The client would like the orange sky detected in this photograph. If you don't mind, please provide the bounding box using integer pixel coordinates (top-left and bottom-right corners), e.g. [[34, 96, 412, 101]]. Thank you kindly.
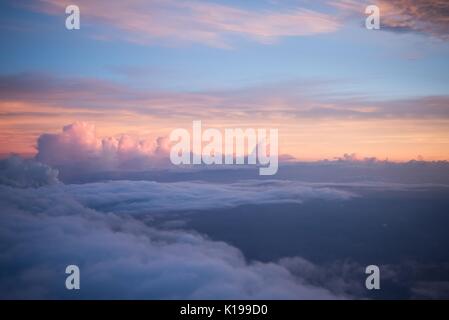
[[2, 99, 449, 161], [1, 0, 449, 162]]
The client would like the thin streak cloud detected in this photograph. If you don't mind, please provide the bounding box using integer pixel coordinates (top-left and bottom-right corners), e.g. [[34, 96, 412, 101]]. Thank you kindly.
[[22, 0, 341, 48]]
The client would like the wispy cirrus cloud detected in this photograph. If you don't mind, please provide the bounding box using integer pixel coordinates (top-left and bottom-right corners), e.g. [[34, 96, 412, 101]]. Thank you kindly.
[[379, 0, 449, 39], [2, 73, 449, 121], [332, 0, 449, 39], [14, 0, 449, 46], [2, 73, 449, 161], [21, 0, 341, 48]]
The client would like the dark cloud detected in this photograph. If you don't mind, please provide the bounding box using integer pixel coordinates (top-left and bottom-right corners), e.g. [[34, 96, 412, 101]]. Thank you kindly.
[[0, 155, 59, 188], [380, 0, 449, 40], [293, 95, 449, 120], [2, 157, 449, 298], [0, 161, 348, 299], [55, 158, 449, 186], [279, 257, 367, 297], [62, 179, 353, 214], [36, 122, 171, 171], [0, 73, 224, 119], [32, 123, 449, 186]]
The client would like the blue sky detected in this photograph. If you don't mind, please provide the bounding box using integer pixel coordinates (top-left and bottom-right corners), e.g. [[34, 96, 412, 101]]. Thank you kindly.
[[1, 0, 448, 96]]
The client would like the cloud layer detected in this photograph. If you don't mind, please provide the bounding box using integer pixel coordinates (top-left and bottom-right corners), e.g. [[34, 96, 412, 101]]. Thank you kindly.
[[36, 122, 170, 170], [2, 157, 448, 299], [24, 0, 340, 48], [0, 156, 354, 213], [0, 155, 59, 188], [0, 158, 352, 299]]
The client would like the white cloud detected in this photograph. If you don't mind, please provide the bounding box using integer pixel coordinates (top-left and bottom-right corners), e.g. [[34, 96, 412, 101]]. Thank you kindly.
[[36, 122, 170, 171]]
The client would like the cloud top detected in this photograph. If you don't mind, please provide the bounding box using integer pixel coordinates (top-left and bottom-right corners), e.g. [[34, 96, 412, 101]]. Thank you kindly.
[[0, 162, 348, 299], [0, 156, 59, 188], [36, 122, 170, 171]]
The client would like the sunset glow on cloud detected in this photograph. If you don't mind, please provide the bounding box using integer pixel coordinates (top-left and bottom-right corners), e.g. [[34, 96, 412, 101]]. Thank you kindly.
[[2, 0, 449, 302], [1, 0, 448, 162], [25, 0, 341, 48]]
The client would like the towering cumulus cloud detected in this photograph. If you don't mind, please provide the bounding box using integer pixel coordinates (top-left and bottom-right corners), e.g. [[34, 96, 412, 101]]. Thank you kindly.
[[0, 156, 59, 188], [36, 122, 170, 171], [25, 0, 341, 48]]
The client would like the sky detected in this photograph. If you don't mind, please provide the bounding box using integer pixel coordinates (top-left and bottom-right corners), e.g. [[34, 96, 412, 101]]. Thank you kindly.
[[1, 1, 449, 300], [1, 0, 449, 161], [2, 153, 449, 299]]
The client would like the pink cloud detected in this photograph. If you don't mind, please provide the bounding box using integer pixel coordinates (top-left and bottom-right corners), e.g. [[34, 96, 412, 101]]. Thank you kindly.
[[36, 122, 170, 170], [29, 0, 341, 47], [331, 0, 449, 39]]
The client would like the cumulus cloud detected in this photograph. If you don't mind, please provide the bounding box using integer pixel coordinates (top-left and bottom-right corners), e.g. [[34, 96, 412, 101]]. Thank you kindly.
[[379, 0, 449, 39], [2, 158, 448, 299], [412, 281, 449, 299], [0, 156, 59, 188], [0, 157, 359, 299], [0, 171, 348, 299], [36, 122, 171, 171], [34, 122, 292, 174], [279, 257, 366, 297]]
